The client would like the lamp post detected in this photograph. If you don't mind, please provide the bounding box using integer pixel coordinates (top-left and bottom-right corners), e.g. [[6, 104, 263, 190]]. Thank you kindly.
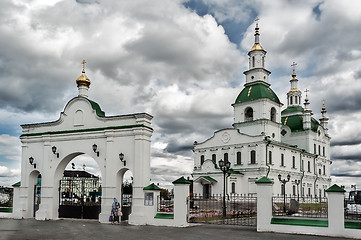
[[278, 174, 290, 213], [295, 179, 301, 201], [218, 159, 231, 219]]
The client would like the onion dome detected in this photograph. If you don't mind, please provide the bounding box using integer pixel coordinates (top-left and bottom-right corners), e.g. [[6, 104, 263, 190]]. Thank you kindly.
[[76, 60, 91, 87]]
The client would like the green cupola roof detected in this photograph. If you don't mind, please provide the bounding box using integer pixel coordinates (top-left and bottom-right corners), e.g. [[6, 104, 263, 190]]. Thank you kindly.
[[235, 83, 281, 104], [281, 115, 320, 133]]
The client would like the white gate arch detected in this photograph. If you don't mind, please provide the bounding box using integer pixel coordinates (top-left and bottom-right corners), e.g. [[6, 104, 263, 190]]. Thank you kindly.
[[16, 64, 153, 224]]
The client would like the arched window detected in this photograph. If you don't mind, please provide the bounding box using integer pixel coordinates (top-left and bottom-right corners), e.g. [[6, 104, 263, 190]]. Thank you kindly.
[[323, 165, 326, 175], [318, 145, 321, 155], [290, 96, 293, 105], [295, 96, 298, 104], [224, 153, 228, 162], [281, 153, 284, 166], [231, 182, 236, 194], [293, 185, 296, 196], [262, 56, 265, 67], [270, 108, 276, 122], [236, 152, 242, 165], [245, 107, 253, 121], [292, 156, 296, 168], [250, 150, 256, 164], [323, 147, 325, 156], [252, 56, 255, 67], [212, 154, 216, 162], [200, 155, 205, 165]]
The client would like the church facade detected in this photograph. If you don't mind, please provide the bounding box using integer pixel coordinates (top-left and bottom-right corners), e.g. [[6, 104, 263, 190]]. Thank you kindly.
[[192, 23, 331, 197]]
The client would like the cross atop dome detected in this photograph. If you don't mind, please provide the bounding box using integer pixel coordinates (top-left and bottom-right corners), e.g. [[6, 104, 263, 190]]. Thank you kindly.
[[76, 59, 91, 97], [291, 62, 297, 78]]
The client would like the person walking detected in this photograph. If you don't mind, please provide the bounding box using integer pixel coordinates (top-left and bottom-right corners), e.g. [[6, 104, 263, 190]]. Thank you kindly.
[[111, 198, 121, 224]]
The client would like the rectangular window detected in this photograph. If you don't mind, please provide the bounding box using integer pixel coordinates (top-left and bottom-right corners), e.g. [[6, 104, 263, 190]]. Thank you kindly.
[[231, 182, 236, 194], [281, 153, 284, 166], [308, 161, 311, 172], [200, 155, 205, 165], [318, 145, 321, 155], [308, 188, 311, 197], [314, 144, 316, 154], [292, 156, 296, 168], [144, 192, 154, 206], [323, 147, 325, 156], [301, 160, 304, 171], [250, 150, 256, 164], [236, 152, 242, 165], [224, 153, 228, 162], [302, 187, 305, 196], [212, 154, 216, 162], [323, 165, 326, 175], [293, 185, 296, 196], [269, 151, 272, 164]]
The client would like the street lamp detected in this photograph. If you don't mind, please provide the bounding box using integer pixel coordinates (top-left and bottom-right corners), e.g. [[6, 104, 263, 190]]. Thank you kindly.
[[29, 157, 36, 168], [119, 153, 126, 166], [219, 159, 231, 219], [92, 144, 99, 157], [278, 174, 290, 213], [295, 179, 301, 201]]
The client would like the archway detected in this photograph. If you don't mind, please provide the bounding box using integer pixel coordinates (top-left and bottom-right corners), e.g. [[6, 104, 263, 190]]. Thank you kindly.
[[116, 169, 133, 221], [57, 154, 102, 219]]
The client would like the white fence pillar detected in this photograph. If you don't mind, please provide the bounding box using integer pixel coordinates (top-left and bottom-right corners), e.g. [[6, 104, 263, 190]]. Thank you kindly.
[[326, 184, 346, 235], [173, 177, 191, 227], [256, 176, 274, 232]]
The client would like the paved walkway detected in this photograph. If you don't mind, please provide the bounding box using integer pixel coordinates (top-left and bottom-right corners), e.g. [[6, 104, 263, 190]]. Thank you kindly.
[[0, 218, 353, 240]]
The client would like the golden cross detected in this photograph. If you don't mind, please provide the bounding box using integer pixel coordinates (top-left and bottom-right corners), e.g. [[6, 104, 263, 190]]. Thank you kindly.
[[291, 62, 297, 74], [82, 59, 86, 73], [255, 17, 260, 26], [304, 89, 309, 99]]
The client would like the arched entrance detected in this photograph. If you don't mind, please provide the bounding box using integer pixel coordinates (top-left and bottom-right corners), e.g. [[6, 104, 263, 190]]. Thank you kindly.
[[17, 66, 153, 223], [117, 169, 133, 221], [58, 155, 102, 219]]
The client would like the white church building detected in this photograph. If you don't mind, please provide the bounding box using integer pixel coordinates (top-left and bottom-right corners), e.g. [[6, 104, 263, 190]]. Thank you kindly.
[[192, 23, 331, 197]]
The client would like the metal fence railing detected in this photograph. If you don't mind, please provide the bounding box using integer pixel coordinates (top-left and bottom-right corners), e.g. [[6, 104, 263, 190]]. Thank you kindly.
[[272, 195, 328, 218], [157, 195, 174, 213], [345, 198, 361, 221], [187, 194, 257, 226]]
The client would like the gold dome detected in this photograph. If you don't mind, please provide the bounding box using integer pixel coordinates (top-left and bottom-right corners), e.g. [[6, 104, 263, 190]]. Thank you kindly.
[[250, 43, 264, 51], [76, 60, 91, 87]]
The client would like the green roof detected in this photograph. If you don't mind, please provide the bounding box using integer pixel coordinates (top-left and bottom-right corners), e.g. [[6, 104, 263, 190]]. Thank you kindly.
[[227, 169, 243, 175], [172, 176, 191, 185], [281, 115, 320, 133], [255, 177, 273, 184], [281, 106, 304, 115], [143, 183, 162, 190], [12, 182, 21, 187], [325, 184, 346, 193], [83, 97, 105, 117], [235, 83, 280, 104], [195, 176, 218, 183]]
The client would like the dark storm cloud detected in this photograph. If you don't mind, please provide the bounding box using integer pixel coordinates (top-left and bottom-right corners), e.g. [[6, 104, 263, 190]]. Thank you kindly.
[[331, 172, 361, 178]]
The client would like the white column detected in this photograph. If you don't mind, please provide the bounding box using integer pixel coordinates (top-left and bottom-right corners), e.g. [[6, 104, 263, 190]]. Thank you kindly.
[[173, 178, 191, 227], [256, 177, 274, 232], [327, 186, 345, 235]]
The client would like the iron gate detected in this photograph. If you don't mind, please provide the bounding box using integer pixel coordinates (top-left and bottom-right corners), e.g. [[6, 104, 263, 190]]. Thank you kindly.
[[187, 194, 257, 226], [58, 178, 101, 219]]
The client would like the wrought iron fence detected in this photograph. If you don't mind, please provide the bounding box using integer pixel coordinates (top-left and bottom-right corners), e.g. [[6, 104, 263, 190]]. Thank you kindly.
[[187, 194, 257, 226], [157, 195, 174, 213], [272, 195, 328, 218], [344, 198, 361, 221]]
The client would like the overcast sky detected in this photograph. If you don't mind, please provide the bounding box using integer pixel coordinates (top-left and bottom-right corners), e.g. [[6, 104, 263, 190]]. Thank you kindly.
[[0, 0, 361, 191]]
